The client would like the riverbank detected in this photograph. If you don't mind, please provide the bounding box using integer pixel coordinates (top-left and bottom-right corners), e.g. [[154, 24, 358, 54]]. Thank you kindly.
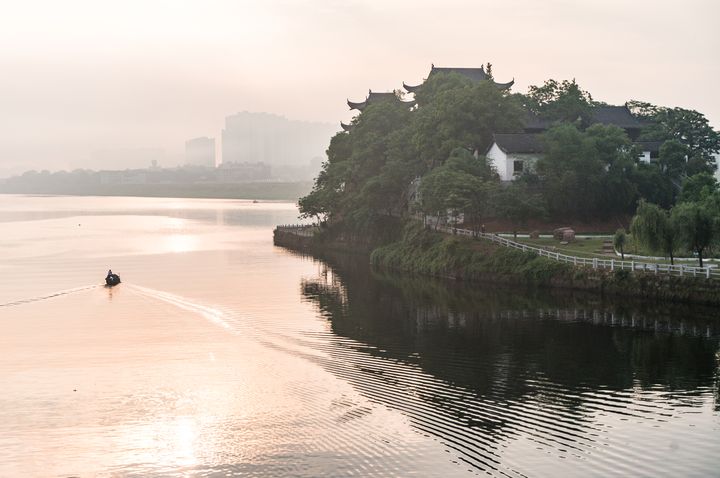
[[0, 181, 313, 201], [274, 222, 720, 306]]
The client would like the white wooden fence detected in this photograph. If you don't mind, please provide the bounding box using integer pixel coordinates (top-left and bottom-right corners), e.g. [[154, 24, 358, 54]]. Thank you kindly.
[[275, 223, 719, 280], [443, 226, 720, 280]]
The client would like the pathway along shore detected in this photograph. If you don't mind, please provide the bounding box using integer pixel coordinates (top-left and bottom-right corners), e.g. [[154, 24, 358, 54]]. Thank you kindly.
[[273, 224, 720, 306]]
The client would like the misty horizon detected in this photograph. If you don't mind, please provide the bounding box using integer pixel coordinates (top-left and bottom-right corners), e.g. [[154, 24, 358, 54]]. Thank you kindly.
[[0, 109, 337, 176], [1, 0, 718, 175]]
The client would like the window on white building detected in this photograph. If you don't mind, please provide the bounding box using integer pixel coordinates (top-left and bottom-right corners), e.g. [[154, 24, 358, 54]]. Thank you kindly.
[[513, 160, 524, 175]]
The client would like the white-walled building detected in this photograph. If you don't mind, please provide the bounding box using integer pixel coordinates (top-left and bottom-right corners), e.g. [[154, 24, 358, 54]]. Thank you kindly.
[[635, 141, 663, 164], [485, 133, 544, 181], [485, 134, 665, 181]]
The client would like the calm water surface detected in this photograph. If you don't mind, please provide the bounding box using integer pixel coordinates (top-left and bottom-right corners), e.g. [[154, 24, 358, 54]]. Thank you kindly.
[[0, 195, 718, 477]]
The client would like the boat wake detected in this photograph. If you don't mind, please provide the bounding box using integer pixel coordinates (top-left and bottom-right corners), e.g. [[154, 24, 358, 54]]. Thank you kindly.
[[0, 284, 100, 308], [126, 284, 245, 333]]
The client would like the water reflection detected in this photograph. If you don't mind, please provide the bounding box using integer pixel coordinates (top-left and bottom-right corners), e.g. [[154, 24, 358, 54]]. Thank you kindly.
[[299, 252, 720, 475]]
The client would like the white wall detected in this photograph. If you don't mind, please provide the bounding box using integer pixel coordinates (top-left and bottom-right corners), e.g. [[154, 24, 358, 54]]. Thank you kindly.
[[486, 143, 511, 181]]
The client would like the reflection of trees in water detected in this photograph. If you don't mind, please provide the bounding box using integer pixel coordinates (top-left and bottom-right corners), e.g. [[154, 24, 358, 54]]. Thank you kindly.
[[300, 251, 719, 403], [716, 351, 720, 412], [296, 251, 720, 474]]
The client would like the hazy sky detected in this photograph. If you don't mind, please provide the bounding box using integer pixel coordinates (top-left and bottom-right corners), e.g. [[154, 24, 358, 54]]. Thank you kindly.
[[1, 0, 718, 174]]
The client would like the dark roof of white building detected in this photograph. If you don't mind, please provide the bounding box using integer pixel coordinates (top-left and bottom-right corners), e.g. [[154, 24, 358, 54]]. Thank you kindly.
[[490, 133, 545, 154], [635, 140, 664, 153]]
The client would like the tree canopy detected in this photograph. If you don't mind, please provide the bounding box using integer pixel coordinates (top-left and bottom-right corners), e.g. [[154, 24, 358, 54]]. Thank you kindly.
[[630, 100, 720, 175], [630, 200, 680, 264], [526, 79, 595, 124], [300, 73, 720, 241], [300, 72, 523, 231]]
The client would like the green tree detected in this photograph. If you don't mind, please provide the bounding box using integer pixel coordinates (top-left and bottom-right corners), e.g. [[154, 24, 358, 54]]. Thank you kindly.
[[527, 79, 594, 124], [679, 172, 719, 203], [613, 228, 627, 260], [630, 200, 679, 264], [417, 148, 497, 230], [419, 167, 479, 229], [629, 163, 675, 209], [495, 182, 547, 239], [658, 139, 689, 179], [299, 99, 417, 230], [537, 123, 605, 218], [411, 74, 524, 169], [299, 133, 352, 223], [634, 103, 720, 175], [587, 124, 639, 215], [671, 201, 715, 267]]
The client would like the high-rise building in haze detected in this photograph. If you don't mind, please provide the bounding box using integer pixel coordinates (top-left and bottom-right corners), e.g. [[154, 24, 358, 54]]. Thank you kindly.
[[185, 137, 216, 167], [221, 112, 335, 166]]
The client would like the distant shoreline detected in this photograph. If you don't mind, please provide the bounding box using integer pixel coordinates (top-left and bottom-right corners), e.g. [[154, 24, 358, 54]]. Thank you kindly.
[[0, 181, 312, 201]]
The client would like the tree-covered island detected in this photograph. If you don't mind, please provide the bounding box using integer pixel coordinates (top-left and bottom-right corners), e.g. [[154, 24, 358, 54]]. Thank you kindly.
[[290, 64, 720, 302]]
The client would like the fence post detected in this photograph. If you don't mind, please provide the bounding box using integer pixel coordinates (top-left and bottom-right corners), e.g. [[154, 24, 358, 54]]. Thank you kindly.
[[611, 259, 614, 271], [631, 261, 634, 271], [707, 267, 710, 279]]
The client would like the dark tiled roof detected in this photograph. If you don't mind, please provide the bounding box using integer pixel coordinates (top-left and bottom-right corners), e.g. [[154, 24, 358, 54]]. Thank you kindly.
[[590, 105, 643, 129], [347, 91, 415, 111], [347, 99, 367, 110], [492, 79, 515, 89], [402, 81, 421, 93], [403, 64, 514, 93], [634, 141, 663, 153], [492, 133, 545, 154], [430, 66, 488, 82], [523, 112, 554, 131], [340, 122, 353, 132], [367, 92, 398, 102], [522, 105, 643, 131]]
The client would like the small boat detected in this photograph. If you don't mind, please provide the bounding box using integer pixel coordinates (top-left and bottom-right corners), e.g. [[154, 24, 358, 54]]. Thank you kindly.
[[105, 273, 121, 286]]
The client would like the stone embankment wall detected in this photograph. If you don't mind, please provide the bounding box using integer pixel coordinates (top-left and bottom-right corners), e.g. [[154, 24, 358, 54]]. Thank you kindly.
[[274, 224, 720, 306], [273, 227, 315, 250]]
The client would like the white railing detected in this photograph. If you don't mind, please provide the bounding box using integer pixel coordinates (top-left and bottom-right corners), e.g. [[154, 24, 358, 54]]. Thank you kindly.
[[442, 226, 720, 280], [276, 222, 719, 280]]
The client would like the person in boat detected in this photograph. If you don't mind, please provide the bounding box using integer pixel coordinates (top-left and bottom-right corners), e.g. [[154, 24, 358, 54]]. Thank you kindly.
[[107, 269, 113, 279]]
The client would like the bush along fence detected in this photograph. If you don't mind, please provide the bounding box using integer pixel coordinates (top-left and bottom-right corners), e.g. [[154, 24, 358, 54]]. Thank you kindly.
[[274, 223, 719, 280], [442, 226, 720, 280], [275, 224, 317, 237]]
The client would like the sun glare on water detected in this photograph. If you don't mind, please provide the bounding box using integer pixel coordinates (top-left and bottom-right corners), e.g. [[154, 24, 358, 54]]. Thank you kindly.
[[164, 233, 199, 253]]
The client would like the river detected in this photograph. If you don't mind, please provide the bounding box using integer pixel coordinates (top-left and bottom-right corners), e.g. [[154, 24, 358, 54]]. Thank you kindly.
[[0, 195, 718, 477]]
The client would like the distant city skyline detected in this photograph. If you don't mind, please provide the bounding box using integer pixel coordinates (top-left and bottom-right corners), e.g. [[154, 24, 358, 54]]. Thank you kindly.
[[1, 0, 718, 175]]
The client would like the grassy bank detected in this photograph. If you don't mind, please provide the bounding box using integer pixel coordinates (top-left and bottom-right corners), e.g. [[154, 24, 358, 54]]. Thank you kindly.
[[371, 223, 575, 284], [273, 220, 720, 305]]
